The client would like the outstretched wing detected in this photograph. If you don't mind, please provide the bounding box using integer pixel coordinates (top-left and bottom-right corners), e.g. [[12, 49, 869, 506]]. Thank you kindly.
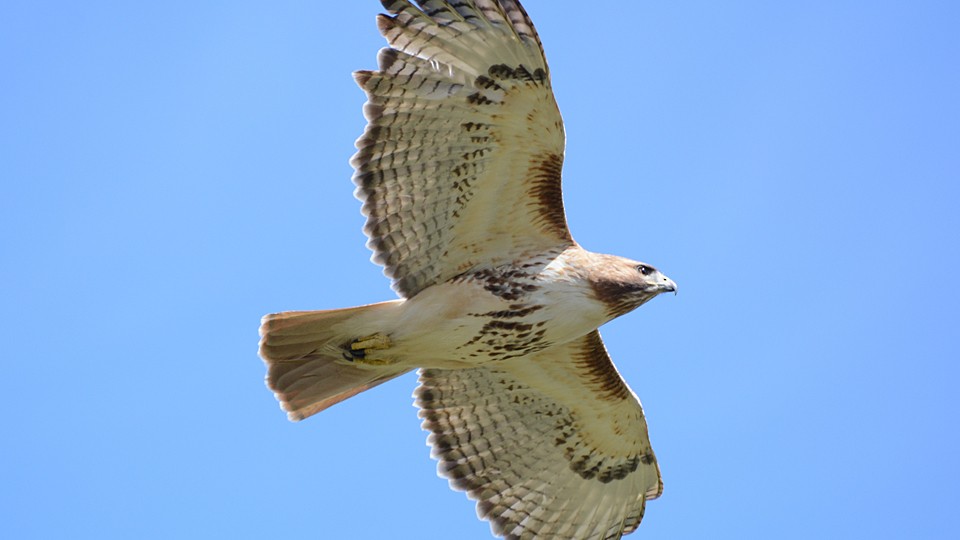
[[353, 0, 573, 298], [416, 331, 662, 540]]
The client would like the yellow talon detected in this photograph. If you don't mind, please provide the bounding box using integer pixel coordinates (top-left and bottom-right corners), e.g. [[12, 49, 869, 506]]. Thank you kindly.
[[351, 333, 392, 351], [344, 333, 397, 366]]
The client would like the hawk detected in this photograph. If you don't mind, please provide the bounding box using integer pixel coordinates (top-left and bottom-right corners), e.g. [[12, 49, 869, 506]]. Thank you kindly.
[[259, 1, 677, 538]]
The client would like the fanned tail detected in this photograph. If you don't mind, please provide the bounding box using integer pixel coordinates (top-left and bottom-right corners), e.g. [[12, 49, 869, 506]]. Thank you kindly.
[[259, 301, 411, 421]]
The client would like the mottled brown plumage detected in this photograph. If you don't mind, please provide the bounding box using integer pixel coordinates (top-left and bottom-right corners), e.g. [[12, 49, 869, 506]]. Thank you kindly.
[[259, 1, 677, 538]]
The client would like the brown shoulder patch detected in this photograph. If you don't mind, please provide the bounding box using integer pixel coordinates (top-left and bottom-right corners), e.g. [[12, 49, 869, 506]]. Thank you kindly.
[[527, 152, 572, 241], [572, 331, 630, 401]]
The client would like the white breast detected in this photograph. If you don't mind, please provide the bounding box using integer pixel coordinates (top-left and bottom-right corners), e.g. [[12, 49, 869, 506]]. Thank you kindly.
[[388, 266, 608, 368]]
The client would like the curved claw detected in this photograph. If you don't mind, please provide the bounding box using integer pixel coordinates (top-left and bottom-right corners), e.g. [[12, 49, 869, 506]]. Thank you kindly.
[[343, 333, 396, 365]]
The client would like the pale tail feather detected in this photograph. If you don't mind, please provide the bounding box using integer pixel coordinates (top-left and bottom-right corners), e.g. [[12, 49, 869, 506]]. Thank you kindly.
[[259, 300, 411, 421]]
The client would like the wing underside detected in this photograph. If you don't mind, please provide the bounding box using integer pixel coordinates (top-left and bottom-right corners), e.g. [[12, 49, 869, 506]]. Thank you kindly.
[[353, 0, 573, 298], [416, 331, 662, 539]]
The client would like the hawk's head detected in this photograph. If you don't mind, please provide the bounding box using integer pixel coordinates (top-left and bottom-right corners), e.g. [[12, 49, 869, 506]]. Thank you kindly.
[[588, 255, 677, 318]]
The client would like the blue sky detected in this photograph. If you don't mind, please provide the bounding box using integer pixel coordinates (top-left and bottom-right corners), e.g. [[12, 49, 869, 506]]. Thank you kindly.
[[3, 1, 958, 538]]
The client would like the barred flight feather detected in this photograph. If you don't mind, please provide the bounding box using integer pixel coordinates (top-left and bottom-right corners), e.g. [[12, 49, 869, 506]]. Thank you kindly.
[[354, 0, 572, 298], [416, 331, 662, 540]]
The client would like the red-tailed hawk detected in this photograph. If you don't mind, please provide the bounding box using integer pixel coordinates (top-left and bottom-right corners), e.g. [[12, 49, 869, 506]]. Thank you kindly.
[[259, 1, 677, 538]]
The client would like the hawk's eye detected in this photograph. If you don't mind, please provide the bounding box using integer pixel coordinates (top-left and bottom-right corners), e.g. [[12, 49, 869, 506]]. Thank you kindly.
[[637, 265, 652, 276]]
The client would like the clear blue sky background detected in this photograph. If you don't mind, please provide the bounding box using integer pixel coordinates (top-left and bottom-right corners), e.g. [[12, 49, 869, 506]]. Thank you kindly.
[[3, 1, 958, 538]]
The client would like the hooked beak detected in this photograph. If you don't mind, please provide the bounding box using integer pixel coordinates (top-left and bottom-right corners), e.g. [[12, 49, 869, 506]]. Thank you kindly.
[[658, 274, 678, 295]]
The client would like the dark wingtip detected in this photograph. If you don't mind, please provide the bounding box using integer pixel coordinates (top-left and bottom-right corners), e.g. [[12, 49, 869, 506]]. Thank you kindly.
[[353, 70, 373, 88]]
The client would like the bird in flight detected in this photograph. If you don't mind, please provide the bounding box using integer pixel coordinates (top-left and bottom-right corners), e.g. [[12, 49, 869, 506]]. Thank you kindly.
[[259, 1, 677, 538]]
